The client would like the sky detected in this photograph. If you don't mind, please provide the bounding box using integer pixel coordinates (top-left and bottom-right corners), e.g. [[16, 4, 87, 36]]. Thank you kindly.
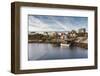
[[28, 15, 88, 32]]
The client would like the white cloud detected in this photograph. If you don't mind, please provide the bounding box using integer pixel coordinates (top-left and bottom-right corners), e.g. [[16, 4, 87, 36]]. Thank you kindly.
[[29, 16, 65, 32], [29, 16, 50, 29], [28, 16, 88, 32]]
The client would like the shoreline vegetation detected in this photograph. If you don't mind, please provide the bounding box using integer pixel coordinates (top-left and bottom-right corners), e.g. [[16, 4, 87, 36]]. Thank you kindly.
[[28, 28, 88, 49]]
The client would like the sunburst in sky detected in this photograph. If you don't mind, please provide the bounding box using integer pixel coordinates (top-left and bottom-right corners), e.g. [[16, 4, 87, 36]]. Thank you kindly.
[[28, 15, 88, 32]]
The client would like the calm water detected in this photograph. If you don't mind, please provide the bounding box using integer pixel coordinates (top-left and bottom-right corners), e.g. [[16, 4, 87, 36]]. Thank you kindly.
[[28, 43, 88, 60]]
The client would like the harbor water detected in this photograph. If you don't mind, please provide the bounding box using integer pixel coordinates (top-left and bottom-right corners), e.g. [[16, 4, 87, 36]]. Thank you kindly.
[[28, 43, 88, 60]]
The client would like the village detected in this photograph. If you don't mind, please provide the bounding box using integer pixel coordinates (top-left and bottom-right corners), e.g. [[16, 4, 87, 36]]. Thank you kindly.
[[28, 28, 88, 49]]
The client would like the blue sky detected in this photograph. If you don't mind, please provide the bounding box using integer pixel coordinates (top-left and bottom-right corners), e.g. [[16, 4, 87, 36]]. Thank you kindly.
[[28, 15, 88, 32]]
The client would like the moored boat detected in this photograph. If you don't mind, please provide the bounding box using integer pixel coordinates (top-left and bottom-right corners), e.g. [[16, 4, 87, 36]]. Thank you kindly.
[[60, 43, 70, 47]]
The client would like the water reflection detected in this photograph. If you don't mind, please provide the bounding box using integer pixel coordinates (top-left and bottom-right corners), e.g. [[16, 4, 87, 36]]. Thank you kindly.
[[28, 43, 88, 60]]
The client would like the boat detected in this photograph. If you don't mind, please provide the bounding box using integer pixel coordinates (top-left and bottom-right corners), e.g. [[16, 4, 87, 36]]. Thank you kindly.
[[60, 43, 70, 47]]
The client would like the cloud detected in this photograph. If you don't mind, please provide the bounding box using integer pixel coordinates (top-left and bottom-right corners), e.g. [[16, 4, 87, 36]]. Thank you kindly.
[[29, 16, 50, 29], [28, 15, 88, 32]]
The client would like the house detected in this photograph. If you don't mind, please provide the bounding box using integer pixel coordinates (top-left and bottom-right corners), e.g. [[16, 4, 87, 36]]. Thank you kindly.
[[67, 30, 77, 38]]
